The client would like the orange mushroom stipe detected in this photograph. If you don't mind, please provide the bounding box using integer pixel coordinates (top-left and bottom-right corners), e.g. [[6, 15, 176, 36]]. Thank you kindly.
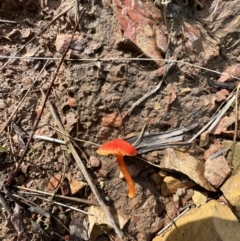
[[97, 139, 137, 198]]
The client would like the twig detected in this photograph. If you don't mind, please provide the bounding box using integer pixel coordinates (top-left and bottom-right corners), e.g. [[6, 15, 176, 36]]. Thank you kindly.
[[15, 186, 98, 206], [157, 207, 190, 235], [208, 94, 236, 133], [40, 92, 124, 239], [75, 0, 80, 23], [0, 2, 75, 71], [126, 79, 163, 116], [0, 19, 17, 24], [230, 84, 240, 167], [35, 196, 92, 216], [46, 125, 100, 146], [33, 135, 65, 144], [0, 60, 49, 135]]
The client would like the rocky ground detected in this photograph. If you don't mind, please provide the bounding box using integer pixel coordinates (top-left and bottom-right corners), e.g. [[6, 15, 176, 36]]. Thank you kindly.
[[0, 0, 240, 241]]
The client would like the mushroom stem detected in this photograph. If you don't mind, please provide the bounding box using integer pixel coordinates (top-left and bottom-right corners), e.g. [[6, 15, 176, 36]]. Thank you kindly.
[[116, 153, 135, 198]]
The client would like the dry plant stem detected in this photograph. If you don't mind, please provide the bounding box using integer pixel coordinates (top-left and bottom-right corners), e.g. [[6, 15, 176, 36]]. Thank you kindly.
[[189, 93, 236, 142], [0, 60, 49, 135], [7, 15, 81, 186], [15, 186, 98, 206], [208, 94, 236, 133], [230, 84, 240, 167], [36, 196, 92, 215], [0, 193, 12, 218], [0, 2, 74, 71], [116, 154, 135, 198], [47, 125, 100, 146], [157, 207, 190, 235], [0, 19, 17, 24], [41, 94, 124, 239]]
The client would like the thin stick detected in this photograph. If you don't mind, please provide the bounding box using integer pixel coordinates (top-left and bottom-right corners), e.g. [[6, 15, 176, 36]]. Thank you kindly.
[[124, 42, 171, 116], [0, 19, 17, 24], [15, 186, 98, 206], [35, 196, 92, 216], [208, 94, 236, 133], [33, 135, 65, 144], [230, 84, 240, 167], [40, 92, 124, 239], [188, 94, 236, 142], [157, 207, 190, 235]]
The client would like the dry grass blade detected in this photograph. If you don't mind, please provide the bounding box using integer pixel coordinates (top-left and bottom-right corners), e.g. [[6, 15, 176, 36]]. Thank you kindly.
[[230, 84, 240, 167], [188, 93, 236, 142], [15, 186, 98, 206]]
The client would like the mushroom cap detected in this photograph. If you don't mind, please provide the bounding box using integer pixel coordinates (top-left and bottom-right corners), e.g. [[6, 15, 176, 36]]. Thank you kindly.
[[97, 139, 137, 156]]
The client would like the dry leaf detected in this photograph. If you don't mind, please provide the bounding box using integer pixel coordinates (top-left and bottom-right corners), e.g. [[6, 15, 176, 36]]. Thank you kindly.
[[113, 0, 166, 66], [88, 206, 129, 240]]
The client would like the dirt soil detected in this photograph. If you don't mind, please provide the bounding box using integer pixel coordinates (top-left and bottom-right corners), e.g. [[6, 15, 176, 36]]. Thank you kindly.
[[0, 0, 240, 241]]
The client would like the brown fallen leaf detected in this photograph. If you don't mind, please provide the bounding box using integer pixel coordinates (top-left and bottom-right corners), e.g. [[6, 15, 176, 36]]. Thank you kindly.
[[112, 0, 167, 66], [88, 205, 129, 240]]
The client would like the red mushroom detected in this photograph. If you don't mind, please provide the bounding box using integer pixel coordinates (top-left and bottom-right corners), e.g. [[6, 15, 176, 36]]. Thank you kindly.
[[97, 139, 137, 198]]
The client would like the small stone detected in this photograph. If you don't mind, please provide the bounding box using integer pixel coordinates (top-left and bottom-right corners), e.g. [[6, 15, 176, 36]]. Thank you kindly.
[[101, 112, 122, 127], [175, 188, 186, 197], [160, 175, 195, 196], [68, 97, 77, 107], [89, 156, 101, 168], [199, 131, 209, 147], [0, 99, 5, 110], [204, 155, 231, 188], [215, 89, 229, 102], [192, 190, 207, 207]]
